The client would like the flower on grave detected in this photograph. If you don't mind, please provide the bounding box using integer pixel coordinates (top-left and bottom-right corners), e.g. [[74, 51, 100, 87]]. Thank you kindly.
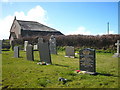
[[42, 62, 46, 65], [37, 62, 46, 65], [75, 70, 81, 73], [74, 70, 87, 74], [78, 71, 87, 74], [37, 62, 41, 65]]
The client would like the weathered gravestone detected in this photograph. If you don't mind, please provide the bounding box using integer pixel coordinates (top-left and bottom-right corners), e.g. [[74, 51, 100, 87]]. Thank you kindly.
[[33, 45, 38, 50], [65, 46, 75, 58], [38, 38, 43, 43], [49, 35, 57, 54], [0, 40, 2, 54], [11, 41, 14, 51], [14, 46, 19, 58], [26, 45, 34, 61], [113, 40, 120, 57], [38, 42, 52, 64], [24, 41, 28, 51], [79, 48, 96, 74]]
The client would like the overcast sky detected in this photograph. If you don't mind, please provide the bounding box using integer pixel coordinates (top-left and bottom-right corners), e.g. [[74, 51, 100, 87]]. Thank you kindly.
[[0, 1, 119, 39]]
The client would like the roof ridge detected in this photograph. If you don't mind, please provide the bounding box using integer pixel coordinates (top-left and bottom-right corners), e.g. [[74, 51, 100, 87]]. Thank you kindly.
[[16, 19, 58, 32], [17, 20, 39, 23]]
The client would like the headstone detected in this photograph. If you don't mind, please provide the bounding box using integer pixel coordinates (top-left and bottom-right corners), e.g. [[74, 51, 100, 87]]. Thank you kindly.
[[79, 48, 96, 74], [49, 35, 57, 54], [65, 46, 75, 58], [14, 46, 19, 58], [11, 41, 14, 51], [113, 40, 120, 57], [38, 38, 43, 43], [24, 41, 28, 51], [38, 42, 52, 64], [33, 45, 38, 50], [0, 40, 2, 54], [26, 45, 34, 61]]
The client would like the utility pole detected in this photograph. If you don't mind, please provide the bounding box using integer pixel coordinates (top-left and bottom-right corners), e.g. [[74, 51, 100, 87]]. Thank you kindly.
[[107, 22, 109, 34]]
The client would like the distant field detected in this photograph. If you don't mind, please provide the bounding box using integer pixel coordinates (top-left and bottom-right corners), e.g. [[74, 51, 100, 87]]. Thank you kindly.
[[1, 50, 119, 88]]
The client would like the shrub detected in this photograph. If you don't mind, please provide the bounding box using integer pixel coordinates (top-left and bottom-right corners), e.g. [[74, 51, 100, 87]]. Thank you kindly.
[[2, 39, 11, 50], [11, 34, 120, 51]]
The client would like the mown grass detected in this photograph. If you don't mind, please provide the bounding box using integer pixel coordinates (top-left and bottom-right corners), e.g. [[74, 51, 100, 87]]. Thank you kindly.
[[1, 50, 119, 88]]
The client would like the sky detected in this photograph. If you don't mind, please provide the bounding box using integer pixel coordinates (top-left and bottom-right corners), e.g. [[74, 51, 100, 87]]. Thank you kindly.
[[0, 1, 119, 39]]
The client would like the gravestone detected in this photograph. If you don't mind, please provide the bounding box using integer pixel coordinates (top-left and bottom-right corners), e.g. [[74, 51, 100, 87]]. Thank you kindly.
[[33, 45, 38, 50], [38, 38, 43, 43], [113, 40, 120, 57], [0, 40, 2, 54], [24, 41, 28, 51], [14, 46, 19, 58], [11, 41, 14, 51], [65, 46, 75, 58], [49, 35, 57, 54], [26, 45, 34, 61], [79, 48, 96, 74], [38, 42, 52, 64]]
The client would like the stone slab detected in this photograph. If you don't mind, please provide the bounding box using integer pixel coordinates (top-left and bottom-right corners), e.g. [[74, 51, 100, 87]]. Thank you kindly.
[[26, 45, 34, 61], [65, 46, 75, 58], [79, 48, 96, 73], [38, 42, 52, 64], [14, 46, 19, 58]]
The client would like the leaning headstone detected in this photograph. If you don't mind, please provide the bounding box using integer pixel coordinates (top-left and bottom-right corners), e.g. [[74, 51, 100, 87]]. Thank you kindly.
[[14, 46, 19, 58], [26, 45, 34, 61], [38, 38, 43, 43], [113, 40, 120, 57], [0, 40, 2, 54], [24, 41, 28, 51], [38, 42, 52, 64], [79, 48, 96, 74], [49, 35, 57, 54], [65, 46, 75, 58]]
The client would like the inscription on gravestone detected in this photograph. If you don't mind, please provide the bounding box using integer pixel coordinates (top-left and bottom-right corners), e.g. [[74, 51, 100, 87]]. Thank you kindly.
[[14, 46, 19, 58], [38, 42, 52, 64], [79, 48, 96, 73], [26, 45, 34, 61], [0, 40, 2, 54], [65, 46, 75, 58], [24, 41, 28, 51], [49, 35, 57, 54]]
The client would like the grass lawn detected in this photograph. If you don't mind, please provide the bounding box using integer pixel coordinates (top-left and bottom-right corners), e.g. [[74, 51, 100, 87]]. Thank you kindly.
[[1, 50, 119, 88]]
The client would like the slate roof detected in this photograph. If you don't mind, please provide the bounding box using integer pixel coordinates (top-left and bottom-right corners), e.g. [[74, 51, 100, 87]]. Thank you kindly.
[[17, 20, 58, 32]]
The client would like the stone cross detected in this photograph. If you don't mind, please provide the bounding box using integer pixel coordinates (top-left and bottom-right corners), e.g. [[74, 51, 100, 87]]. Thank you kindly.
[[0, 40, 2, 54], [14, 46, 19, 58], [113, 40, 120, 57], [26, 45, 34, 61], [79, 48, 96, 74], [24, 41, 28, 51], [49, 35, 57, 54]]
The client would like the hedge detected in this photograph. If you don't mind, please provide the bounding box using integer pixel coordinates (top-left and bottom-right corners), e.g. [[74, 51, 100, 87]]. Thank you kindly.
[[12, 34, 120, 51]]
